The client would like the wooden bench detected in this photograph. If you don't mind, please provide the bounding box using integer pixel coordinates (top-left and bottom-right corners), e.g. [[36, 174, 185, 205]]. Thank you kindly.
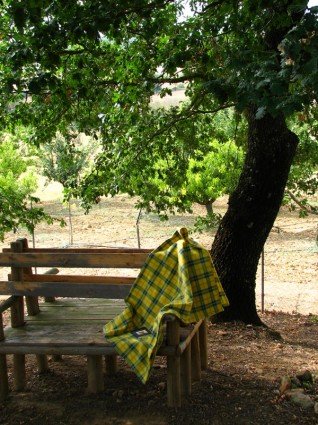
[[0, 238, 208, 407]]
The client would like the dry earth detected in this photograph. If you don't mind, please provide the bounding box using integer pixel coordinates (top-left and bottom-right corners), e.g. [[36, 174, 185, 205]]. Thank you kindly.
[[0, 192, 317, 424]]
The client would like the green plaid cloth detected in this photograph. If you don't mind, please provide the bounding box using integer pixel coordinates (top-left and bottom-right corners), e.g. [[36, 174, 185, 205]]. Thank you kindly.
[[104, 228, 229, 383]]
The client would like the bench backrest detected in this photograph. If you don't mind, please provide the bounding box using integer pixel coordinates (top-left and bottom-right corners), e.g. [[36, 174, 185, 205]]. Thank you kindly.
[[0, 239, 152, 299]]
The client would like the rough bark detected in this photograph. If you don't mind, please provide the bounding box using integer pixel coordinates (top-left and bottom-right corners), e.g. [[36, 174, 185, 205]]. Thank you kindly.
[[211, 109, 299, 324], [205, 201, 214, 215]]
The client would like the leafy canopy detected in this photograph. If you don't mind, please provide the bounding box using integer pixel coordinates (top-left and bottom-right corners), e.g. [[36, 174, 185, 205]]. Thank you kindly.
[[0, 1, 318, 212]]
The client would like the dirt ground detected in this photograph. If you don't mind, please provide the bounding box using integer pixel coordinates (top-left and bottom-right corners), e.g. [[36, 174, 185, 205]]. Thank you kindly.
[[0, 194, 317, 424]]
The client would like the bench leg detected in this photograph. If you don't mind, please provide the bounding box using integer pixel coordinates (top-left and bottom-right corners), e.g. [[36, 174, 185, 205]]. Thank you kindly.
[[191, 332, 201, 382], [36, 355, 49, 373], [199, 319, 208, 370], [87, 355, 104, 393], [105, 354, 117, 376], [167, 355, 181, 407], [0, 354, 9, 401], [13, 354, 26, 391], [180, 343, 191, 396]]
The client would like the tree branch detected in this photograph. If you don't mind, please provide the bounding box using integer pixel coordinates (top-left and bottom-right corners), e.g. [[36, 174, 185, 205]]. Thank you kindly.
[[286, 190, 318, 215]]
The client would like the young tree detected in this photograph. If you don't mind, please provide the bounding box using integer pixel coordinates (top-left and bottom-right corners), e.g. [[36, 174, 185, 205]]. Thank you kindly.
[[0, 137, 53, 241], [0, 1, 317, 323], [285, 108, 318, 216], [186, 140, 244, 215], [39, 132, 94, 244]]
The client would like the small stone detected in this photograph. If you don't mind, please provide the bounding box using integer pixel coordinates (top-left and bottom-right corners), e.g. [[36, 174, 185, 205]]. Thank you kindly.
[[314, 402, 318, 414], [279, 376, 292, 394], [296, 370, 313, 384], [158, 382, 166, 391], [285, 388, 305, 396], [287, 392, 314, 410]]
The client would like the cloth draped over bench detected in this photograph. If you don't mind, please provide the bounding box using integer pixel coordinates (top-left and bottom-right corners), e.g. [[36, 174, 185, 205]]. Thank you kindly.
[[104, 228, 229, 383]]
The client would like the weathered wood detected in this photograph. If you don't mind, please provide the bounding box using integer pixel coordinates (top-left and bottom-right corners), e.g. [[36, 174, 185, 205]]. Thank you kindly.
[[29, 274, 136, 285], [3, 247, 152, 254], [177, 320, 202, 355], [0, 354, 9, 401], [191, 332, 201, 382], [0, 280, 132, 299], [18, 238, 40, 316], [10, 297, 25, 328], [87, 355, 104, 393], [10, 242, 25, 328], [199, 319, 208, 370], [36, 354, 49, 373], [0, 314, 4, 341], [0, 243, 204, 405], [0, 252, 148, 268], [180, 344, 191, 396], [105, 354, 118, 376], [0, 296, 18, 314], [43, 267, 59, 303], [167, 319, 181, 408], [13, 354, 26, 391]]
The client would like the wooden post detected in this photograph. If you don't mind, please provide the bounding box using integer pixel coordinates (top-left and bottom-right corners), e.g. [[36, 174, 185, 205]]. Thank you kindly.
[[191, 332, 201, 382], [18, 238, 40, 316], [10, 241, 26, 391], [0, 314, 9, 401], [13, 354, 26, 391], [0, 354, 8, 402], [105, 354, 117, 376], [87, 355, 104, 393], [180, 343, 191, 396], [10, 241, 25, 327], [44, 268, 59, 303], [36, 355, 49, 373], [199, 320, 208, 370], [167, 319, 181, 407]]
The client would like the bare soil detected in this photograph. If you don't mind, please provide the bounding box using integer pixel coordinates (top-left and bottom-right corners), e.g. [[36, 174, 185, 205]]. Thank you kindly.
[[0, 195, 317, 424]]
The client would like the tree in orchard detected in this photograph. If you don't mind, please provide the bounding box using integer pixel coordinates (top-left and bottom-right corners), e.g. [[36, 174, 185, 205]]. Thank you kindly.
[[285, 107, 318, 217], [39, 132, 95, 244], [0, 1, 318, 324], [0, 136, 54, 241], [186, 140, 244, 216]]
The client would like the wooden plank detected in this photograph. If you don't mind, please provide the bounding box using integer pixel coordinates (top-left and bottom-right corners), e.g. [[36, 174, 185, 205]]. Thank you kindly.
[[2, 324, 112, 347], [27, 274, 137, 285], [0, 281, 132, 298], [38, 298, 125, 308], [3, 248, 152, 254], [0, 252, 148, 268]]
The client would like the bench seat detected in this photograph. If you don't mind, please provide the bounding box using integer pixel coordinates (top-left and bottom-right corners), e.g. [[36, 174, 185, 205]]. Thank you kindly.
[[0, 239, 208, 407]]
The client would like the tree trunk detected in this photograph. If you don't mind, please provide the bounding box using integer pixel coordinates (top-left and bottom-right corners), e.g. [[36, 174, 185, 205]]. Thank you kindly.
[[211, 109, 299, 324], [205, 201, 214, 215]]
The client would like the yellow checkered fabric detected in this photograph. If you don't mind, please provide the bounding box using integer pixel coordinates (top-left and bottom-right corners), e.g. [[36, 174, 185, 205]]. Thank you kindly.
[[104, 228, 229, 383]]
